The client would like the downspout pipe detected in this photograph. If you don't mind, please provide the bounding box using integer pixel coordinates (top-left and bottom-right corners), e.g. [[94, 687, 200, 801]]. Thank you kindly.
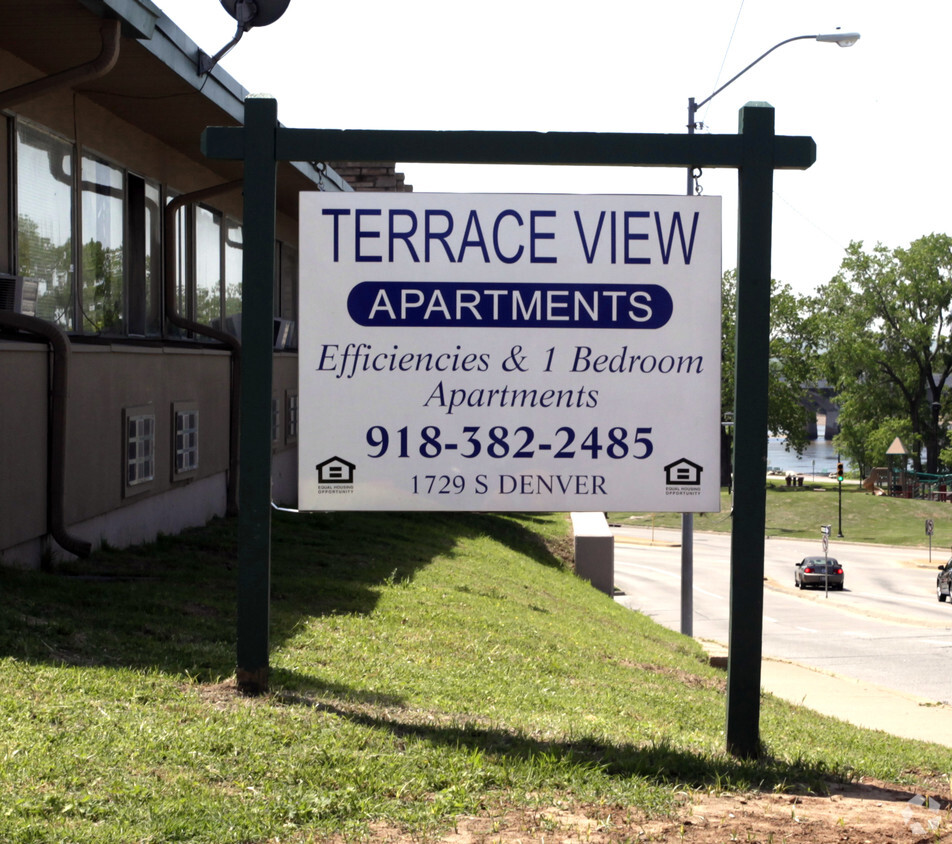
[[0, 20, 121, 111], [164, 181, 243, 516], [0, 313, 92, 559]]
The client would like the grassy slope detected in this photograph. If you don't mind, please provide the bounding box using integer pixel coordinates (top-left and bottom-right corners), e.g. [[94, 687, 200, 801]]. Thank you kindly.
[[1, 510, 950, 843]]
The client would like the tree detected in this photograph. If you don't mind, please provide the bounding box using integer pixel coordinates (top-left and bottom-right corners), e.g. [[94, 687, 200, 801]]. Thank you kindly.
[[720, 270, 818, 486], [815, 234, 952, 474]]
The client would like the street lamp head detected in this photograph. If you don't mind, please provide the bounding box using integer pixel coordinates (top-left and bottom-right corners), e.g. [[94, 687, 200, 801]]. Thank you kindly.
[[219, 0, 292, 31], [816, 31, 861, 47], [198, 0, 293, 74]]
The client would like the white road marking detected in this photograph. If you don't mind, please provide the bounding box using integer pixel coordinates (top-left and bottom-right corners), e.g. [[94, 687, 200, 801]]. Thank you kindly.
[[795, 626, 818, 633]]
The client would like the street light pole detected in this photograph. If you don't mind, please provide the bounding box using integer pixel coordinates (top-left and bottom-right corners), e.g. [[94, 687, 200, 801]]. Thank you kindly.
[[683, 30, 858, 758], [680, 30, 860, 639], [681, 29, 860, 636], [686, 31, 860, 194]]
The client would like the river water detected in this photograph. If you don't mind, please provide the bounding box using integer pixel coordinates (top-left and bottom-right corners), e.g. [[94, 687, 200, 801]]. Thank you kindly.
[[766, 421, 844, 478]]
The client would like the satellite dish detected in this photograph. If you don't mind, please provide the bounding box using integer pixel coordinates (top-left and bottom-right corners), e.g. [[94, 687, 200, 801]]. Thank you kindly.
[[198, 0, 292, 74], [218, 0, 292, 31]]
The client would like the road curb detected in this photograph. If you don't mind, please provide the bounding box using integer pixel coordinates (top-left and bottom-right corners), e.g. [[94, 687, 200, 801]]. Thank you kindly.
[[699, 640, 952, 747]]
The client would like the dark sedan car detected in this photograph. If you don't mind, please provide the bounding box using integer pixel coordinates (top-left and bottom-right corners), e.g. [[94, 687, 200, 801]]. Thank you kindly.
[[937, 559, 952, 602], [794, 556, 844, 590]]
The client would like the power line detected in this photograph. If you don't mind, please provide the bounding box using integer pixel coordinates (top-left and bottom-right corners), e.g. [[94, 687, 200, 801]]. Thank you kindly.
[[700, 0, 746, 130]]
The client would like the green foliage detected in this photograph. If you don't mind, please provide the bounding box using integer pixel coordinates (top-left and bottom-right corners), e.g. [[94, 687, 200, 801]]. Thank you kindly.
[[722, 270, 818, 459], [0, 512, 949, 842], [815, 234, 952, 474]]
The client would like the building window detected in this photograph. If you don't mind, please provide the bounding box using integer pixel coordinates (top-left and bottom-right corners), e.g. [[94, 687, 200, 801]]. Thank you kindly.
[[173, 403, 199, 479], [124, 407, 155, 492], [12, 117, 301, 341], [15, 121, 74, 329], [126, 175, 162, 337], [224, 219, 242, 321], [194, 205, 222, 328], [176, 206, 243, 337], [286, 392, 298, 444], [276, 241, 298, 348], [80, 152, 125, 334], [170, 195, 189, 328]]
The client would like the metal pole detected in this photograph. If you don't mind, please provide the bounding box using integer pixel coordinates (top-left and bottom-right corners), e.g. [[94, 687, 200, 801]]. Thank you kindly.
[[686, 97, 697, 195], [680, 513, 694, 636], [837, 452, 844, 538], [235, 95, 278, 694], [837, 478, 843, 538], [726, 102, 775, 759], [681, 99, 697, 637], [824, 534, 829, 597]]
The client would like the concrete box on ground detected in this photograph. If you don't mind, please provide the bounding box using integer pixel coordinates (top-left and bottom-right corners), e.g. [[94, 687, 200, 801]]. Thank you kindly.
[[570, 512, 614, 595]]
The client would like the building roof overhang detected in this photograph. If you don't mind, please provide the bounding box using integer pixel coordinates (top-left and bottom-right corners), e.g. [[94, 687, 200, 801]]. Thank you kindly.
[[0, 0, 347, 210]]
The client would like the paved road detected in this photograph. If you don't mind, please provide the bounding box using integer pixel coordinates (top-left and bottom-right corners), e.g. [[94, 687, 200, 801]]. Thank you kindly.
[[612, 525, 952, 705]]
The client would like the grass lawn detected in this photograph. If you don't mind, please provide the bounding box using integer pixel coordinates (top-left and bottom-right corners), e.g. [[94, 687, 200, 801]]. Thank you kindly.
[[1, 510, 951, 842], [610, 479, 952, 547]]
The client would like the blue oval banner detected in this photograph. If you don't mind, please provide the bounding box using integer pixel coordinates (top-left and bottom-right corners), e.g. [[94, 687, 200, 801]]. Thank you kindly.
[[346, 281, 673, 329]]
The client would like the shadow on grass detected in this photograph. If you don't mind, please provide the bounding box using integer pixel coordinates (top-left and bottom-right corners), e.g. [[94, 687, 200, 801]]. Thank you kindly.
[[268, 667, 844, 793], [0, 511, 876, 796], [0, 510, 568, 682]]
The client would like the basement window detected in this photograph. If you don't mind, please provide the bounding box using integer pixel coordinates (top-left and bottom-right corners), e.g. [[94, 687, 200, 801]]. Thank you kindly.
[[124, 406, 155, 493], [271, 395, 281, 447], [172, 403, 199, 480], [285, 391, 298, 444]]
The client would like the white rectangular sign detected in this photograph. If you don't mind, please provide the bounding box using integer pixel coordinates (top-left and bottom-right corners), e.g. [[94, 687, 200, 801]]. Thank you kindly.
[[298, 193, 721, 512]]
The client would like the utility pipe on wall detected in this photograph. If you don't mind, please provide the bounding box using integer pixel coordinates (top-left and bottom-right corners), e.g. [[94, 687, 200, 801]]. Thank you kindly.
[[0, 20, 121, 111], [0, 312, 92, 560]]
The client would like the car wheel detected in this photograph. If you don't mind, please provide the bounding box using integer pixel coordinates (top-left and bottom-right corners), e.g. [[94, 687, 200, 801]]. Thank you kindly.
[[795, 578, 801, 589], [939, 584, 947, 603]]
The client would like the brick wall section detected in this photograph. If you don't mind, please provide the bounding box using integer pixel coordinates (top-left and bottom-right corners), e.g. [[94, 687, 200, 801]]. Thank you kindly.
[[329, 162, 413, 192]]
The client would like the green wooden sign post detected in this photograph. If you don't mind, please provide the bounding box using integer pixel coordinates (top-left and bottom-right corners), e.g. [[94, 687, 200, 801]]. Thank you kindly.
[[203, 97, 814, 759]]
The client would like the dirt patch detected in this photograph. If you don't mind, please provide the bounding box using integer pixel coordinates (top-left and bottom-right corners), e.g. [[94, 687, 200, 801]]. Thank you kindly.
[[434, 780, 950, 843], [314, 781, 952, 843]]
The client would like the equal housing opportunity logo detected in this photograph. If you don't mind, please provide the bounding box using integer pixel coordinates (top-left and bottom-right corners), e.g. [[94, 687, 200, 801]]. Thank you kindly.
[[315, 456, 356, 495], [664, 457, 703, 496]]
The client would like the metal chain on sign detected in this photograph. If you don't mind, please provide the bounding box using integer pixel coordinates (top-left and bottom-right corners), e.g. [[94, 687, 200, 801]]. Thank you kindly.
[[311, 161, 327, 191]]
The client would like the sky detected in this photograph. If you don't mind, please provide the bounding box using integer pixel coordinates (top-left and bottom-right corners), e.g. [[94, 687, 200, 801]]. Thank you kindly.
[[153, 0, 950, 298]]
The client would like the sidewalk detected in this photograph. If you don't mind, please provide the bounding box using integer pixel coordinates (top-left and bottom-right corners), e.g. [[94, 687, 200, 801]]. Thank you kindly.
[[702, 641, 952, 747]]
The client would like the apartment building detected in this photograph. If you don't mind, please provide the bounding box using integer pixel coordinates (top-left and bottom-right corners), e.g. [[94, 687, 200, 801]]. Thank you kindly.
[[0, 0, 408, 567]]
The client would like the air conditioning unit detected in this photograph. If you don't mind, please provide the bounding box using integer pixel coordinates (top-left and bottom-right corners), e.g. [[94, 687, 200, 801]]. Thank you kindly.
[[0, 273, 39, 316]]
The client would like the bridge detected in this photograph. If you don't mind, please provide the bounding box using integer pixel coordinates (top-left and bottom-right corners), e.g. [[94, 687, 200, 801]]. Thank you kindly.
[[802, 381, 839, 440]]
